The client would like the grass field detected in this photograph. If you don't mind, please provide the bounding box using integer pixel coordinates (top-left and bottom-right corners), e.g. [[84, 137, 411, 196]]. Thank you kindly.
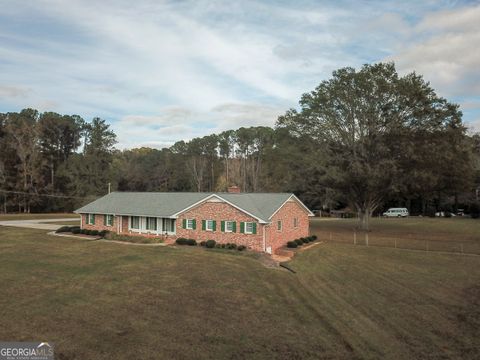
[[1, 225, 479, 359], [310, 217, 480, 254], [0, 213, 79, 221], [43, 220, 81, 226]]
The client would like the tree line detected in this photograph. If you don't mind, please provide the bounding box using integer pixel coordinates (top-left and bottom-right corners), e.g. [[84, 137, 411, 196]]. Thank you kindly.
[[1, 63, 479, 227]]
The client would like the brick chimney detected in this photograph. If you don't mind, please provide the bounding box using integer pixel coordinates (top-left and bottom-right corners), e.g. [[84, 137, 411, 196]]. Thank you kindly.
[[227, 185, 241, 193]]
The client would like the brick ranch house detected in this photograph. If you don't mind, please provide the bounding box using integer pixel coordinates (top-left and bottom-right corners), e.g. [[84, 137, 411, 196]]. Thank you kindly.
[[75, 187, 313, 253]]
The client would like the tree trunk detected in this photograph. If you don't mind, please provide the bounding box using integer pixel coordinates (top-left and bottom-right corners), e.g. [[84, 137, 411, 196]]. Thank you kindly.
[[359, 210, 370, 231]]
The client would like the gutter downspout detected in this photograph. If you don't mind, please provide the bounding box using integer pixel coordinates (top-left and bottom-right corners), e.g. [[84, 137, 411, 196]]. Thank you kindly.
[[262, 223, 267, 253]]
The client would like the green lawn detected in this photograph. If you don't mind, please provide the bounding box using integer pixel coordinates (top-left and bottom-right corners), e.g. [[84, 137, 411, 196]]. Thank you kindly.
[[310, 217, 480, 254], [0, 213, 79, 221], [1, 226, 479, 359], [43, 220, 80, 226]]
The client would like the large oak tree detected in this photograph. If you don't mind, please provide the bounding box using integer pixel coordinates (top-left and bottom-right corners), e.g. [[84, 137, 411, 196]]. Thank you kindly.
[[277, 62, 470, 230]]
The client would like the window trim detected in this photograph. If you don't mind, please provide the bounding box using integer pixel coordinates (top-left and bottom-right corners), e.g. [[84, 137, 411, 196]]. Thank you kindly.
[[104, 214, 114, 227], [186, 219, 194, 230], [130, 216, 140, 230], [244, 222, 254, 234], [225, 220, 234, 233], [146, 217, 157, 231], [87, 213, 95, 225], [277, 220, 282, 231], [205, 219, 214, 231], [293, 217, 299, 228]]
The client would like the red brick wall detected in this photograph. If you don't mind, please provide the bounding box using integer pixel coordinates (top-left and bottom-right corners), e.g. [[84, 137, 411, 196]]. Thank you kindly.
[[177, 201, 265, 252], [81, 213, 117, 232], [265, 200, 310, 253], [79, 197, 310, 253]]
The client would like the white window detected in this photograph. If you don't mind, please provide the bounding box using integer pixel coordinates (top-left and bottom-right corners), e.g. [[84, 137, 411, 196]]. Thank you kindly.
[[206, 219, 214, 231], [130, 216, 140, 229], [162, 218, 176, 233], [277, 220, 282, 231], [87, 214, 95, 225], [293, 217, 299, 228], [146, 217, 157, 231], [245, 222, 254, 234], [104, 214, 114, 227], [225, 221, 234, 232], [186, 219, 194, 229]]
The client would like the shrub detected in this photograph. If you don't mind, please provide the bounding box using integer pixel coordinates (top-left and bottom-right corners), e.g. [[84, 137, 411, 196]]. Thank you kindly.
[[56, 226, 71, 233], [187, 238, 197, 246], [237, 245, 246, 251], [200, 241, 206, 247], [301, 237, 309, 243], [294, 239, 303, 246], [99, 230, 109, 238], [215, 244, 222, 248], [311, 235, 317, 241], [221, 243, 226, 248], [105, 232, 163, 244], [287, 241, 298, 248], [176, 237, 189, 245], [71, 227, 81, 234], [227, 243, 237, 250], [205, 239, 216, 248]]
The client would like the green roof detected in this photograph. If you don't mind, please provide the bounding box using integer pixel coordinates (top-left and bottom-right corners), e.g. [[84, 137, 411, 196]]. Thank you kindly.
[[75, 192, 311, 222]]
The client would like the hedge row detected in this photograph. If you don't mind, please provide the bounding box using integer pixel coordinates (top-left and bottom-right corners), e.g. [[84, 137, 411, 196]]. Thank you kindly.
[[176, 238, 197, 246], [287, 235, 318, 248], [197, 239, 246, 251], [56, 226, 108, 238]]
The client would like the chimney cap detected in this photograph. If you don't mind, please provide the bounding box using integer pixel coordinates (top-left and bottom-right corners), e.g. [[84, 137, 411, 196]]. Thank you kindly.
[[227, 185, 241, 193]]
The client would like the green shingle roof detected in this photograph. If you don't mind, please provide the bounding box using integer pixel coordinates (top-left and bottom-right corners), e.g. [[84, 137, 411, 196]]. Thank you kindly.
[[74, 192, 309, 223]]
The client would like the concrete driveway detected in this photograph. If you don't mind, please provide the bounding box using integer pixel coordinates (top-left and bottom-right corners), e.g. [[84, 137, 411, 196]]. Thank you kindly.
[[0, 218, 77, 231]]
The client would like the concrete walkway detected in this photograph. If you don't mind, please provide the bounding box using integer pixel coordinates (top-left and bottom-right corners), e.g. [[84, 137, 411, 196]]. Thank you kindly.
[[0, 218, 76, 231]]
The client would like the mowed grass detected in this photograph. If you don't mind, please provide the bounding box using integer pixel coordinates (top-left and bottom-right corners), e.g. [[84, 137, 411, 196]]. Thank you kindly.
[[0, 213, 79, 221], [43, 220, 81, 226], [1, 226, 479, 359], [310, 217, 480, 254]]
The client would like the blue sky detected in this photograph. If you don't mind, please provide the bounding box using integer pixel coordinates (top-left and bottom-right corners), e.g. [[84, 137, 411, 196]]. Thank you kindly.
[[1, 0, 479, 148]]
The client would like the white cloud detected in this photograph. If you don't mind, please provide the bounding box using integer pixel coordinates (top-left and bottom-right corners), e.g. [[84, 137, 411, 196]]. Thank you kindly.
[[388, 5, 480, 98], [114, 102, 286, 149], [1, 0, 479, 145], [0, 85, 32, 98]]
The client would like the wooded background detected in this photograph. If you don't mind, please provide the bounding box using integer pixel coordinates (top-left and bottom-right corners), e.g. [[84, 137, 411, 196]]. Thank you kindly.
[[1, 63, 479, 218]]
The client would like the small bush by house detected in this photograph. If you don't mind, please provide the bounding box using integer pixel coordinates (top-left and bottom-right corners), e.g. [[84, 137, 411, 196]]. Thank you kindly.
[[237, 245, 246, 251], [176, 237, 189, 245], [205, 240, 216, 248], [105, 232, 163, 244], [287, 241, 298, 248]]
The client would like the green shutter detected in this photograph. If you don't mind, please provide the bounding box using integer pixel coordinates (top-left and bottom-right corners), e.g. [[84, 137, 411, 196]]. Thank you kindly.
[[104, 214, 107, 226], [232, 221, 237, 233], [240, 222, 245, 233], [92, 214, 95, 225], [202, 220, 206, 230], [221, 221, 225, 232], [252, 223, 257, 234], [212, 220, 217, 231], [182, 219, 186, 229], [192, 219, 196, 230]]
